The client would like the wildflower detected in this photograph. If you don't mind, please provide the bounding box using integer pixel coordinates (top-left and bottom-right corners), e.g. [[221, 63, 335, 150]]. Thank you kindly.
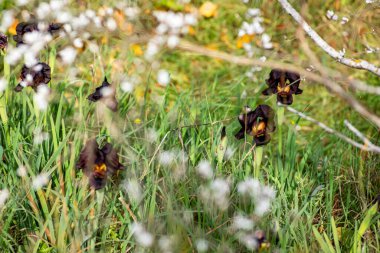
[[17, 165, 27, 177], [157, 69, 170, 86], [14, 62, 51, 92], [200, 178, 230, 210], [131, 222, 154, 247], [87, 77, 118, 112], [59, 46, 77, 65], [0, 78, 7, 93], [262, 69, 303, 105], [235, 105, 275, 146], [237, 178, 276, 216], [0, 188, 9, 208], [33, 127, 49, 144], [0, 33, 8, 51], [232, 214, 254, 231], [32, 173, 50, 190], [195, 239, 209, 252], [76, 139, 123, 190], [123, 179, 142, 202], [196, 160, 213, 179], [13, 22, 62, 46], [34, 85, 50, 111]]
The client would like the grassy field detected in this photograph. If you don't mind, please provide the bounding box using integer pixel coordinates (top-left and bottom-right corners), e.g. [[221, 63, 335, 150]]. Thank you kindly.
[[0, 0, 379, 252]]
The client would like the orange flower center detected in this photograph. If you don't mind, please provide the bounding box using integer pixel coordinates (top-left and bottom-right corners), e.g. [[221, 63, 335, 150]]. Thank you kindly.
[[94, 163, 107, 173], [252, 121, 266, 136]]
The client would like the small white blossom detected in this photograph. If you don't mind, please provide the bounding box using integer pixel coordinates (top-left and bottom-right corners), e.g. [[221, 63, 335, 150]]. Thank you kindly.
[[1, 11, 14, 32], [196, 160, 213, 179], [167, 35, 180, 49], [157, 69, 170, 86], [224, 146, 235, 160], [34, 85, 50, 111], [17, 165, 28, 177], [232, 214, 254, 231], [158, 150, 176, 166], [33, 127, 49, 144], [123, 179, 142, 202], [0, 78, 7, 93], [106, 18, 117, 31], [341, 16, 349, 25], [131, 222, 154, 248], [16, 0, 29, 6], [73, 38, 84, 48], [195, 239, 209, 252], [145, 128, 158, 143], [32, 173, 50, 190], [326, 10, 338, 21], [59, 47, 77, 65], [261, 33, 273, 49], [0, 189, 9, 208]]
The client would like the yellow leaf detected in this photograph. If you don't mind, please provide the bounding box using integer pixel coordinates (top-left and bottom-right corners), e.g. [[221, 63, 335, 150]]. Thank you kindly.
[[130, 44, 143, 56], [199, 1, 217, 18], [236, 34, 254, 49], [8, 19, 19, 35]]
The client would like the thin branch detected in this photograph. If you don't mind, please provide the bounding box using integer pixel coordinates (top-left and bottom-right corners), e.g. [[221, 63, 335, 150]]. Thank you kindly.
[[286, 106, 380, 153], [278, 0, 380, 77], [177, 40, 380, 129]]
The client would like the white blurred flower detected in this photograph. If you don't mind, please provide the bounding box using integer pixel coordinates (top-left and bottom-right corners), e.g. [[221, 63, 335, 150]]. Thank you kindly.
[[157, 69, 170, 86], [1, 11, 14, 32], [366, 0, 375, 3], [247, 8, 261, 17], [0, 78, 7, 93], [34, 85, 50, 111], [0, 189, 9, 208], [237, 178, 276, 216], [145, 128, 158, 143], [59, 47, 77, 65], [131, 222, 154, 247], [121, 80, 134, 93], [195, 239, 209, 252], [238, 233, 258, 250], [167, 35, 179, 49], [32, 173, 50, 190], [124, 179, 142, 202], [196, 160, 213, 179], [73, 38, 84, 48], [17, 165, 28, 177], [124, 7, 140, 20], [145, 41, 160, 60], [341, 16, 349, 25], [36, 2, 51, 19], [33, 127, 49, 144], [261, 33, 273, 49], [16, 0, 29, 6], [224, 146, 235, 161], [200, 178, 230, 210], [158, 150, 176, 166], [158, 235, 175, 253], [50, 0, 65, 11], [232, 214, 254, 231], [326, 10, 338, 20], [106, 18, 117, 31]]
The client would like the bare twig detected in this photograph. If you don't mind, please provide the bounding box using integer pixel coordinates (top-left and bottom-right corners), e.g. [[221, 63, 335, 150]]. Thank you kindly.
[[278, 0, 380, 77], [286, 106, 380, 153], [177, 40, 380, 129]]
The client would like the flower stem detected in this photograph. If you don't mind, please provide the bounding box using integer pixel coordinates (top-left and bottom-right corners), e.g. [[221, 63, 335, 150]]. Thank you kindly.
[[277, 106, 285, 155], [0, 55, 9, 125], [254, 146, 263, 178]]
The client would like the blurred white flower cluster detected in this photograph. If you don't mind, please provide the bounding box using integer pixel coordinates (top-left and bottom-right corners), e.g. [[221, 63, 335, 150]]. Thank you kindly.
[[131, 222, 154, 248], [237, 177, 276, 216], [199, 178, 231, 210], [158, 149, 189, 180], [0, 188, 9, 208], [326, 10, 350, 25], [238, 7, 272, 77], [145, 10, 197, 60]]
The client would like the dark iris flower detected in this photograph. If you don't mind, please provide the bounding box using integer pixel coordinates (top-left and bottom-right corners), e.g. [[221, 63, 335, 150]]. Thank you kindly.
[[235, 104, 275, 146], [0, 32, 8, 51], [87, 77, 118, 112], [76, 139, 124, 190], [13, 22, 62, 46], [14, 62, 51, 92], [262, 69, 303, 105]]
